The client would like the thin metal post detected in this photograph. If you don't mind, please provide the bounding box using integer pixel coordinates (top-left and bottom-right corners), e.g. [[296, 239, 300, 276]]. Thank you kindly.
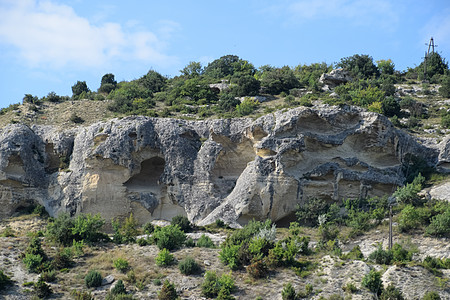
[[389, 205, 393, 250]]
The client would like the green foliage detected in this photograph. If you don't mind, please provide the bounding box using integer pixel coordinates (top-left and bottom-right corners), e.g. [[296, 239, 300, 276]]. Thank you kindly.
[[337, 54, 379, 79], [342, 282, 358, 293], [156, 249, 175, 267], [219, 243, 241, 270], [398, 204, 433, 233], [231, 75, 260, 97], [40, 269, 56, 283], [201, 271, 235, 298], [393, 173, 425, 205], [294, 62, 331, 91], [246, 258, 269, 279], [171, 215, 192, 233], [70, 113, 84, 124], [180, 61, 203, 78], [72, 81, 90, 98], [52, 247, 74, 269], [85, 270, 102, 288], [111, 279, 126, 295], [143, 222, 155, 234], [138, 70, 167, 93], [236, 97, 259, 116], [184, 237, 195, 247], [422, 291, 441, 300], [368, 244, 412, 265], [158, 280, 178, 300], [418, 52, 448, 81], [47, 213, 106, 246], [281, 282, 297, 300], [422, 256, 450, 276], [108, 81, 154, 114], [296, 198, 329, 227], [0, 269, 12, 290], [341, 245, 364, 260], [260, 66, 300, 95], [439, 75, 450, 98], [218, 93, 241, 112], [426, 206, 450, 237], [362, 269, 383, 296], [113, 258, 129, 273], [377, 59, 395, 75], [178, 256, 201, 275], [204, 55, 255, 79], [72, 213, 106, 244], [112, 213, 139, 244], [152, 225, 186, 250], [34, 279, 52, 298], [196, 234, 215, 248], [382, 96, 400, 117], [70, 289, 94, 300], [99, 73, 117, 94], [23, 253, 44, 273], [380, 284, 405, 300]]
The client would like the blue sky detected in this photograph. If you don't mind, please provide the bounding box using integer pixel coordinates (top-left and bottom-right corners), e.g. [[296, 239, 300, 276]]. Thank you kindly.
[[0, 0, 449, 109]]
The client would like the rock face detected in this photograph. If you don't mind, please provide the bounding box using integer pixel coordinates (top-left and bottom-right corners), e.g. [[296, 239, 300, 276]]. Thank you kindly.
[[0, 106, 441, 227], [319, 68, 352, 90]]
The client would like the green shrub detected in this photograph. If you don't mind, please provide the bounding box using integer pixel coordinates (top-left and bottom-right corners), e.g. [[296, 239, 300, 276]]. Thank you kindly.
[[24, 253, 44, 273], [380, 284, 405, 300], [137, 238, 149, 246], [422, 256, 449, 275], [34, 279, 52, 298], [156, 249, 175, 267], [426, 208, 450, 237], [178, 256, 201, 275], [342, 245, 364, 260], [398, 204, 424, 232], [171, 215, 192, 233], [85, 270, 102, 288], [40, 269, 57, 282], [185, 238, 195, 247], [342, 282, 358, 293], [143, 222, 155, 234], [296, 198, 328, 226], [111, 279, 126, 295], [52, 247, 74, 269], [201, 271, 235, 298], [47, 213, 106, 246], [246, 258, 269, 279], [0, 269, 12, 290], [219, 244, 241, 270], [112, 213, 139, 244], [70, 289, 94, 300], [422, 291, 441, 300], [196, 234, 215, 248], [391, 243, 413, 263], [158, 280, 178, 300], [362, 269, 383, 296], [152, 225, 186, 250], [368, 244, 393, 265], [215, 219, 226, 228], [113, 258, 129, 273], [281, 282, 297, 300]]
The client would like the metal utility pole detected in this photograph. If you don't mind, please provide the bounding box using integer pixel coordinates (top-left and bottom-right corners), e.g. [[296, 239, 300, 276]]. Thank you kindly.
[[423, 37, 438, 80]]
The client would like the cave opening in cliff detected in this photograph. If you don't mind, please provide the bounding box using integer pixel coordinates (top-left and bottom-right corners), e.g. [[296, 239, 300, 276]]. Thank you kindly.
[[4, 154, 25, 177], [124, 157, 165, 193]]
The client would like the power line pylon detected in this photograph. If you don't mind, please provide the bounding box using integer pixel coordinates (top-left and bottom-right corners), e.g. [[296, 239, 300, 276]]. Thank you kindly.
[[423, 37, 438, 81]]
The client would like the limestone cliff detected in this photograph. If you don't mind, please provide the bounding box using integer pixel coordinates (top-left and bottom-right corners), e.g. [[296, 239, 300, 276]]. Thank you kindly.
[[0, 105, 442, 227]]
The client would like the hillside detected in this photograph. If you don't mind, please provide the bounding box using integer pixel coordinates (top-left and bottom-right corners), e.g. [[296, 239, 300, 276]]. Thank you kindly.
[[1, 53, 450, 300]]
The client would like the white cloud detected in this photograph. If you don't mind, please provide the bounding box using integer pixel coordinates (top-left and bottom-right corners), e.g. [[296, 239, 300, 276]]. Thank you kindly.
[[263, 0, 398, 29], [0, 0, 178, 69]]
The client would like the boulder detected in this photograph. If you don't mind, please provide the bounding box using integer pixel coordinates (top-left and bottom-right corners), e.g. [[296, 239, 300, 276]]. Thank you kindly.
[[319, 68, 352, 90]]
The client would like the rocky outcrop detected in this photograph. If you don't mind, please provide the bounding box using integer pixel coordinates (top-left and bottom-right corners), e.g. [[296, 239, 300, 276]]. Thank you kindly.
[[319, 68, 352, 90], [0, 106, 441, 227]]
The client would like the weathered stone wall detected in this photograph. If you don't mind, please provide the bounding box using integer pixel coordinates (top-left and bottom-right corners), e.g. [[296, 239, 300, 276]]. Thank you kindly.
[[0, 105, 441, 227]]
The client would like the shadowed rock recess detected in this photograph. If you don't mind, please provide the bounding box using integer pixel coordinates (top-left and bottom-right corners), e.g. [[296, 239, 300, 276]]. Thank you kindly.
[[0, 106, 443, 227]]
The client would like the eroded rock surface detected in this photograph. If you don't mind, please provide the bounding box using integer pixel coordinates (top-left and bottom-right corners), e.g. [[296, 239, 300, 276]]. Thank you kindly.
[[0, 106, 441, 226]]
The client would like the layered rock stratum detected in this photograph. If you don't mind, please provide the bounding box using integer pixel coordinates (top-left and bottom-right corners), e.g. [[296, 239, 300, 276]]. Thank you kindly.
[[0, 105, 445, 227]]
